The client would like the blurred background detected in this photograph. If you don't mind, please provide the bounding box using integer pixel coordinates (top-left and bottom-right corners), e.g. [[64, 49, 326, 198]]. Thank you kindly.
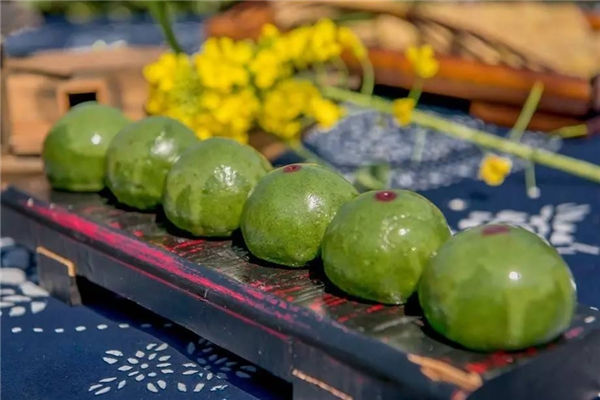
[[1, 1, 599, 179]]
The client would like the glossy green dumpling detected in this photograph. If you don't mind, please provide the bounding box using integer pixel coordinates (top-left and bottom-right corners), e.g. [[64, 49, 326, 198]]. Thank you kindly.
[[419, 224, 576, 351], [105, 116, 198, 210], [42, 102, 130, 191], [322, 190, 451, 304], [163, 138, 272, 237], [241, 163, 358, 267]]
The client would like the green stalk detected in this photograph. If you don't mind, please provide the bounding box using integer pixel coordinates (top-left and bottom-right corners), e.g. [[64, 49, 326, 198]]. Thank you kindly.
[[314, 63, 328, 88], [507, 82, 543, 195], [407, 78, 424, 104], [322, 86, 600, 183], [508, 81, 544, 142], [525, 162, 539, 198], [333, 56, 350, 89], [552, 124, 588, 139], [407, 77, 425, 161], [148, 2, 183, 54], [360, 56, 375, 95]]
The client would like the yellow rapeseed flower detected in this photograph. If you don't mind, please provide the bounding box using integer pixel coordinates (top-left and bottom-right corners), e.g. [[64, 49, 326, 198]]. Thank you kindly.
[[194, 37, 253, 92], [191, 88, 259, 143], [337, 26, 366, 60], [143, 52, 201, 117], [479, 154, 512, 186], [392, 98, 416, 126], [143, 52, 194, 92], [307, 19, 342, 63], [250, 48, 290, 89], [259, 79, 319, 139], [405, 44, 439, 79], [259, 78, 343, 137], [309, 97, 344, 128], [279, 26, 311, 67], [144, 20, 359, 144], [260, 23, 280, 41], [221, 37, 254, 64], [146, 90, 169, 114]]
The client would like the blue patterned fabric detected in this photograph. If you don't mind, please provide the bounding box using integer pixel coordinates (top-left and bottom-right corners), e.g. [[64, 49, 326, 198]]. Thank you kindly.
[[1, 246, 288, 400]]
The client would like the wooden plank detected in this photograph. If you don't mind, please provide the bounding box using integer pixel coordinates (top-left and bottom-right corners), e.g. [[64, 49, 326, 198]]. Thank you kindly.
[[109, 69, 149, 120], [469, 102, 583, 131], [0, 155, 43, 177], [585, 11, 600, 30], [5, 46, 165, 78], [6, 72, 60, 155], [359, 49, 591, 116], [9, 120, 51, 155], [204, 2, 273, 40], [411, 3, 599, 79], [1, 44, 10, 153], [2, 179, 600, 399]]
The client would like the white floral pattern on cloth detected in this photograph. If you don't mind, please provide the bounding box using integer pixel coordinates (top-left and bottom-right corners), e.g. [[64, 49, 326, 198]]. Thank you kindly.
[[449, 200, 599, 256], [0, 243, 262, 398], [0, 267, 48, 317], [89, 339, 256, 396], [184, 337, 257, 380]]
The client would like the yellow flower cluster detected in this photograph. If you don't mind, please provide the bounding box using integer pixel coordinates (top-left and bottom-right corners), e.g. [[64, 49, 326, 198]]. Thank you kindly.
[[392, 98, 416, 126], [144, 20, 365, 142], [144, 53, 198, 112], [143, 50, 258, 142], [337, 26, 367, 60], [195, 37, 253, 92], [259, 21, 366, 68], [259, 79, 343, 139], [479, 154, 512, 186], [390, 45, 438, 127], [405, 44, 440, 79]]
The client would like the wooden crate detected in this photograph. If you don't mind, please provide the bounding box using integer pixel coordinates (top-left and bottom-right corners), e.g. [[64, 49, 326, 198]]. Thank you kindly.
[[2, 46, 165, 156]]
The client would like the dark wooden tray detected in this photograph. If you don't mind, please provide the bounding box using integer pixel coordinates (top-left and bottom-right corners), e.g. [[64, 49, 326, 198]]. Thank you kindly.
[[2, 176, 600, 400]]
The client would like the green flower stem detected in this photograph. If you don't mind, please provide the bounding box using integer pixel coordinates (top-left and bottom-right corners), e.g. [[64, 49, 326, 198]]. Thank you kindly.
[[322, 86, 600, 183], [407, 78, 424, 104], [508, 81, 544, 142], [314, 63, 328, 88], [333, 56, 350, 89], [525, 162, 539, 198], [407, 78, 425, 162], [412, 129, 427, 163], [148, 2, 183, 54], [507, 81, 543, 195], [552, 124, 588, 139], [360, 56, 375, 95]]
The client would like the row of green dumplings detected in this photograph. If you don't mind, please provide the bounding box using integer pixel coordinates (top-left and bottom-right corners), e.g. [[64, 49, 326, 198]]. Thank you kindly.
[[43, 102, 576, 351]]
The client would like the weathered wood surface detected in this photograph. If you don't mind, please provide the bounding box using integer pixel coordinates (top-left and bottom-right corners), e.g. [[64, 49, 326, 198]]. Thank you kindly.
[[4, 46, 163, 155], [2, 176, 599, 399]]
